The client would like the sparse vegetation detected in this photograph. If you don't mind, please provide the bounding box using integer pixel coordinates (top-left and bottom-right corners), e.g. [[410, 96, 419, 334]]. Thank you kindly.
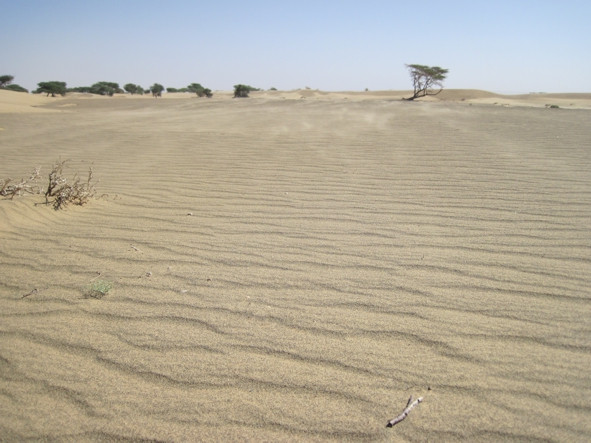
[[546, 104, 560, 109], [44, 160, 97, 210], [86, 279, 112, 299], [2, 160, 99, 210], [405, 64, 449, 100]]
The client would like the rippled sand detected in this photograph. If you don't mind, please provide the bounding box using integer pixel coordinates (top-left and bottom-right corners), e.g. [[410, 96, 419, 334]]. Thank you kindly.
[[1, 91, 590, 441]]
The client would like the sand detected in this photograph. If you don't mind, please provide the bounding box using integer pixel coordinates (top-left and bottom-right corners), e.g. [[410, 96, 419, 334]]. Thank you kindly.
[[1, 88, 590, 441]]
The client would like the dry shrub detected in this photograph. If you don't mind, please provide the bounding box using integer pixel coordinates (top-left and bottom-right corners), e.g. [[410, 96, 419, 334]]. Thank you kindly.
[[0, 167, 42, 199], [1, 160, 98, 210], [44, 160, 97, 210]]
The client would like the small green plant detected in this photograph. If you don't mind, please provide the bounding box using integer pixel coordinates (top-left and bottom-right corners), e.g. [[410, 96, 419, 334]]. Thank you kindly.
[[87, 279, 112, 299], [546, 104, 559, 109]]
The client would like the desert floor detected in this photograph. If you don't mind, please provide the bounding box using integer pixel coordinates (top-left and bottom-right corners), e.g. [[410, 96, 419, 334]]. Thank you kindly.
[[1, 89, 590, 441]]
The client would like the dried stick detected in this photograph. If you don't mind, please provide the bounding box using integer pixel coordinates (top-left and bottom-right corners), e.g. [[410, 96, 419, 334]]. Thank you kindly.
[[386, 396, 423, 427], [21, 289, 38, 299]]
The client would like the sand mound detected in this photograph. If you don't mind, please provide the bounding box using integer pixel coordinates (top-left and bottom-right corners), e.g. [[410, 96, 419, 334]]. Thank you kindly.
[[0, 89, 63, 113]]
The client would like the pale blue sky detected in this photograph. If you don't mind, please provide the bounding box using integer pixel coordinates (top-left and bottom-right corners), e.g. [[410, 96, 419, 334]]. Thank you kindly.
[[2, 0, 589, 93]]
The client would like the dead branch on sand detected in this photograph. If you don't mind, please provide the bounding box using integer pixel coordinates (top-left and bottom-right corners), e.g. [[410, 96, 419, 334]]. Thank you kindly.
[[21, 288, 38, 299], [386, 395, 423, 427]]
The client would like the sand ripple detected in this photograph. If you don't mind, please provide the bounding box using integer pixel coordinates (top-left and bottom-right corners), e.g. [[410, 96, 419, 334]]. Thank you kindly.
[[1, 97, 590, 440]]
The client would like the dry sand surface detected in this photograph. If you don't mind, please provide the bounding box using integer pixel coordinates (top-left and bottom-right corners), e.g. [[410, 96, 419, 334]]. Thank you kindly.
[[1, 89, 590, 441]]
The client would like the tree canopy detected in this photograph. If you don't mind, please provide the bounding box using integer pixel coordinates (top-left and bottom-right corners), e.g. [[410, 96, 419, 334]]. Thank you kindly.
[[187, 83, 212, 98], [0, 75, 14, 88], [150, 83, 164, 97], [124, 83, 144, 95], [233, 84, 259, 98], [0, 75, 28, 92], [34, 81, 67, 97], [405, 64, 449, 100], [4, 84, 28, 93], [90, 82, 122, 96]]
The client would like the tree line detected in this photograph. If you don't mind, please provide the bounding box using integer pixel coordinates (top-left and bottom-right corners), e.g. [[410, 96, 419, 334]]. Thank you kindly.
[[0, 76, 214, 98], [1, 65, 448, 100]]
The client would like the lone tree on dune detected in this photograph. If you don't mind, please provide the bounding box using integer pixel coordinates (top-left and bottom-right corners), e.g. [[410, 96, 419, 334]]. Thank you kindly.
[[405, 64, 449, 100], [34, 81, 67, 97]]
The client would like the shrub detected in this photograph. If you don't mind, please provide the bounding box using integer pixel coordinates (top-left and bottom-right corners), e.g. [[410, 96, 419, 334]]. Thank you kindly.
[[0, 167, 41, 199], [44, 160, 97, 210], [2, 160, 99, 210], [87, 279, 112, 299], [4, 84, 28, 93]]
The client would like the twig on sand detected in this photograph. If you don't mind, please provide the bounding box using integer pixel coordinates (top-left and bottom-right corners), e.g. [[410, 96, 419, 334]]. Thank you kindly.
[[130, 245, 142, 252], [21, 288, 38, 299], [386, 396, 423, 427]]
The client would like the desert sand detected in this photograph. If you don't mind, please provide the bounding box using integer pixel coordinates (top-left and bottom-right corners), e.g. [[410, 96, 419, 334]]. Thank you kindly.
[[1, 88, 590, 441]]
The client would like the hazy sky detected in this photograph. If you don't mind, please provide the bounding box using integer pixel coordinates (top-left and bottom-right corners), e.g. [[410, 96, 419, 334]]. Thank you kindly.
[[2, 0, 590, 93]]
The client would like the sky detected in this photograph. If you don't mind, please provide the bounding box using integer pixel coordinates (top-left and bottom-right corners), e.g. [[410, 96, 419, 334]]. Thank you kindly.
[[2, 0, 590, 93]]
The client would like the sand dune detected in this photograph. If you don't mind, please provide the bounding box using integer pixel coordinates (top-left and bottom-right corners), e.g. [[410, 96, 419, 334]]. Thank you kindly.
[[1, 90, 590, 441]]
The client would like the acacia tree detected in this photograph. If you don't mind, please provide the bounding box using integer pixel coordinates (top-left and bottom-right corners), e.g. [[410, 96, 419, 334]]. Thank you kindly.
[[0, 75, 14, 88], [124, 83, 144, 95], [150, 83, 164, 97], [405, 64, 449, 100], [90, 81, 122, 96], [35, 81, 67, 97], [187, 83, 212, 98], [233, 84, 259, 98]]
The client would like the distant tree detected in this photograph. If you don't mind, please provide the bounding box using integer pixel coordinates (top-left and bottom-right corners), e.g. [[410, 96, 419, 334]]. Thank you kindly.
[[34, 81, 67, 97], [68, 86, 92, 93], [124, 83, 144, 95], [405, 64, 449, 100], [0, 75, 14, 88], [4, 84, 28, 93], [90, 81, 122, 96], [233, 84, 259, 98], [166, 87, 179, 93], [150, 83, 164, 97], [187, 83, 212, 98]]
